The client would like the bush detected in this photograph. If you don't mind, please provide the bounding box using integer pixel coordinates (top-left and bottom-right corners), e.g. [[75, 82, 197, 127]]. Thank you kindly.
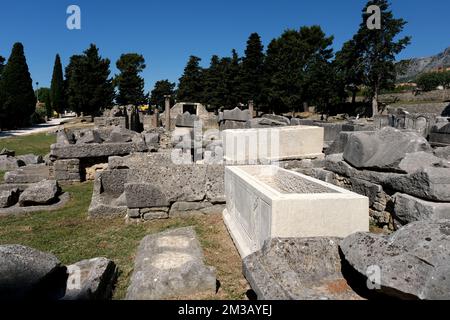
[[30, 106, 47, 124]]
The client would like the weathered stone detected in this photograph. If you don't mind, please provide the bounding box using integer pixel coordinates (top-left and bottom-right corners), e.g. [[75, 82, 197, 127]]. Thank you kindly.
[[56, 130, 72, 145], [76, 130, 102, 144], [434, 146, 450, 160], [124, 183, 169, 208], [340, 220, 450, 300], [54, 159, 81, 182], [50, 141, 148, 159], [0, 245, 66, 300], [327, 131, 376, 155], [143, 132, 159, 147], [16, 154, 44, 166], [0, 193, 70, 217], [99, 169, 129, 196], [88, 194, 127, 218], [343, 127, 431, 172], [0, 188, 19, 208], [85, 163, 108, 181], [261, 114, 290, 125], [63, 257, 118, 300], [393, 193, 450, 225], [0, 155, 24, 171], [107, 127, 137, 143], [142, 208, 169, 220], [430, 123, 450, 147], [19, 180, 61, 206], [176, 112, 200, 128], [398, 151, 448, 174], [223, 107, 250, 122], [385, 167, 450, 202], [125, 227, 216, 300], [4, 164, 50, 184], [243, 237, 362, 300], [169, 201, 214, 217]]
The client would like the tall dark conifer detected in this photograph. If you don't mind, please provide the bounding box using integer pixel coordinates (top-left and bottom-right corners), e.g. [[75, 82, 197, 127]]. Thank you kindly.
[[50, 54, 65, 115]]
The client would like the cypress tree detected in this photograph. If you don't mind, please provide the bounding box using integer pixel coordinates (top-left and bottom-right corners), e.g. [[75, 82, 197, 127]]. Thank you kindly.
[[177, 56, 205, 103], [0, 43, 36, 128], [50, 54, 65, 115], [115, 53, 147, 106], [240, 33, 265, 105]]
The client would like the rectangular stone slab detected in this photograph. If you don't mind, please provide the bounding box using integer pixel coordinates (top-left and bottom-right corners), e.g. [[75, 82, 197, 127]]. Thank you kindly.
[[125, 227, 216, 300], [222, 125, 324, 164], [223, 165, 369, 258], [50, 142, 148, 159]]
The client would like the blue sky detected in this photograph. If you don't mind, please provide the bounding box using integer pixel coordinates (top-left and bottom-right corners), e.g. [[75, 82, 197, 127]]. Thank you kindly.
[[0, 0, 448, 92]]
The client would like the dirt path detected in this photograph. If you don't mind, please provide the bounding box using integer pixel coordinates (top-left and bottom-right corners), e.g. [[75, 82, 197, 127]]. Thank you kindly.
[[0, 118, 75, 139]]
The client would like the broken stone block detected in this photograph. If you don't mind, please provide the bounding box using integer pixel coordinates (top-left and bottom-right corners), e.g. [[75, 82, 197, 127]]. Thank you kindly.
[[141, 207, 169, 220], [243, 237, 362, 300], [393, 193, 450, 225], [4, 164, 50, 184], [0, 188, 19, 208], [385, 167, 450, 202], [16, 154, 44, 166], [107, 127, 137, 143], [124, 183, 169, 209], [63, 257, 118, 300], [0, 155, 24, 171], [85, 163, 108, 181], [125, 227, 216, 300], [176, 112, 200, 128], [434, 146, 450, 160], [0, 245, 67, 300], [398, 151, 448, 174], [19, 180, 61, 207], [75, 129, 102, 144], [343, 127, 431, 172], [223, 107, 251, 122], [56, 130, 73, 145], [340, 220, 450, 300]]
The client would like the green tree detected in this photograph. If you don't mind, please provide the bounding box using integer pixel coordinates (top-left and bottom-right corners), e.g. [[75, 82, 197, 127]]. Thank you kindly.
[[204, 55, 226, 109], [50, 54, 65, 115], [115, 53, 147, 106], [65, 44, 114, 116], [177, 56, 205, 102], [265, 26, 334, 114], [0, 55, 5, 77], [149, 79, 175, 110], [222, 49, 242, 108], [0, 43, 36, 129], [334, 39, 364, 104], [37, 87, 53, 118], [354, 0, 411, 116], [240, 33, 265, 105]]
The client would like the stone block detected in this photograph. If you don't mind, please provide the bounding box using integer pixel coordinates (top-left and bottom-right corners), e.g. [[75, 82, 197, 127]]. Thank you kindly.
[[393, 193, 450, 225], [223, 126, 324, 164], [223, 165, 369, 257], [125, 227, 216, 300]]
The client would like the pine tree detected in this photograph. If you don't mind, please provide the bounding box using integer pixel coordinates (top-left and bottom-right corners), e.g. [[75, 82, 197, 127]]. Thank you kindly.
[[240, 33, 265, 105], [115, 53, 146, 106], [0, 56, 5, 77], [223, 49, 241, 108], [177, 56, 205, 103], [150, 80, 175, 111], [50, 54, 65, 115], [204, 55, 226, 109], [354, 0, 410, 116], [265, 26, 334, 114], [0, 43, 36, 129], [334, 39, 364, 104], [65, 44, 114, 116]]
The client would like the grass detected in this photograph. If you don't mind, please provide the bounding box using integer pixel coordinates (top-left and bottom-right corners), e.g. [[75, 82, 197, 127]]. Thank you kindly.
[[0, 133, 56, 156], [0, 182, 248, 300], [0, 171, 4, 181]]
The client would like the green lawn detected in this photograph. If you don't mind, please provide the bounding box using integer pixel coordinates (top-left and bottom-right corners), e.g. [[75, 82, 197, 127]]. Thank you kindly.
[[0, 171, 4, 181], [0, 182, 248, 300], [0, 132, 56, 156]]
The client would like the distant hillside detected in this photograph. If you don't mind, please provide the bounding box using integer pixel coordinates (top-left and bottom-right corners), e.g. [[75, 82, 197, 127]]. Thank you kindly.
[[396, 46, 450, 82]]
